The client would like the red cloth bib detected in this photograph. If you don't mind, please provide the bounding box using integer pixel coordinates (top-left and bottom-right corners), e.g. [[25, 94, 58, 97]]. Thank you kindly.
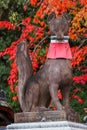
[[47, 42, 72, 59]]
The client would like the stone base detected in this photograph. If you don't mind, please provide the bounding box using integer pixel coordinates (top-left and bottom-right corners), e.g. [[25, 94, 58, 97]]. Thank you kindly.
[[14, 110, 80, 123], [6, 121, 87, 130]]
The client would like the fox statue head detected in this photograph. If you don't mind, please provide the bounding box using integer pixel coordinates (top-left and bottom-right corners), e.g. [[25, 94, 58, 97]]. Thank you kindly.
[[47, 12, 71, 40]]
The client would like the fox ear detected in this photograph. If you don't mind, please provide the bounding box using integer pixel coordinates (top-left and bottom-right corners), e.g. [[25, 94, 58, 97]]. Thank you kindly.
[[47, 12, 56, 23], [62, 12, 71, 24]]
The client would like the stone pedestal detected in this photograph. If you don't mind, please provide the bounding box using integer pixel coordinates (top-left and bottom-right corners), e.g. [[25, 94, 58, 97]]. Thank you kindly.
[[14, 110, 80, 123], [6, 121, 87, 130], [7, 110, 87, 130]]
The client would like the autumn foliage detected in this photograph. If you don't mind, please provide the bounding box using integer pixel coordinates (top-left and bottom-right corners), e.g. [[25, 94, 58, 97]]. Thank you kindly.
[[69, 5, 87, 40]]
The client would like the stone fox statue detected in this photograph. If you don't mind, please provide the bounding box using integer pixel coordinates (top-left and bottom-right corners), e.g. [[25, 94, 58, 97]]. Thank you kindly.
[[16, 13, 72, 114]]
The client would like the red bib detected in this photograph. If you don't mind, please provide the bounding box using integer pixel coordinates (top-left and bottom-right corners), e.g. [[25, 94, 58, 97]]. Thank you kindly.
[[47, 42, 72, 59]]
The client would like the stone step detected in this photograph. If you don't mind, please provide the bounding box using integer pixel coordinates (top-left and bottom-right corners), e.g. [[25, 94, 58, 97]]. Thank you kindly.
[[6, 121, 87, 130]]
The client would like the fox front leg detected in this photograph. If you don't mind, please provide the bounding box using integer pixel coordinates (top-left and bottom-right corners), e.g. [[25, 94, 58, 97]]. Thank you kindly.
[[49, 83, 63, 110]]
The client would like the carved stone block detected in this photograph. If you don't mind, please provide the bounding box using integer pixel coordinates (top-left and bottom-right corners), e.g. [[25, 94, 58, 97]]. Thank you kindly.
[[14, 110, 80, 123]]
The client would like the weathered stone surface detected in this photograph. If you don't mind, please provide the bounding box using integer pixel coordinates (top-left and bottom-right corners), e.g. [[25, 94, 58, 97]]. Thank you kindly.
[[7, 121, 87, 130], [14, 110, 79, 123]]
